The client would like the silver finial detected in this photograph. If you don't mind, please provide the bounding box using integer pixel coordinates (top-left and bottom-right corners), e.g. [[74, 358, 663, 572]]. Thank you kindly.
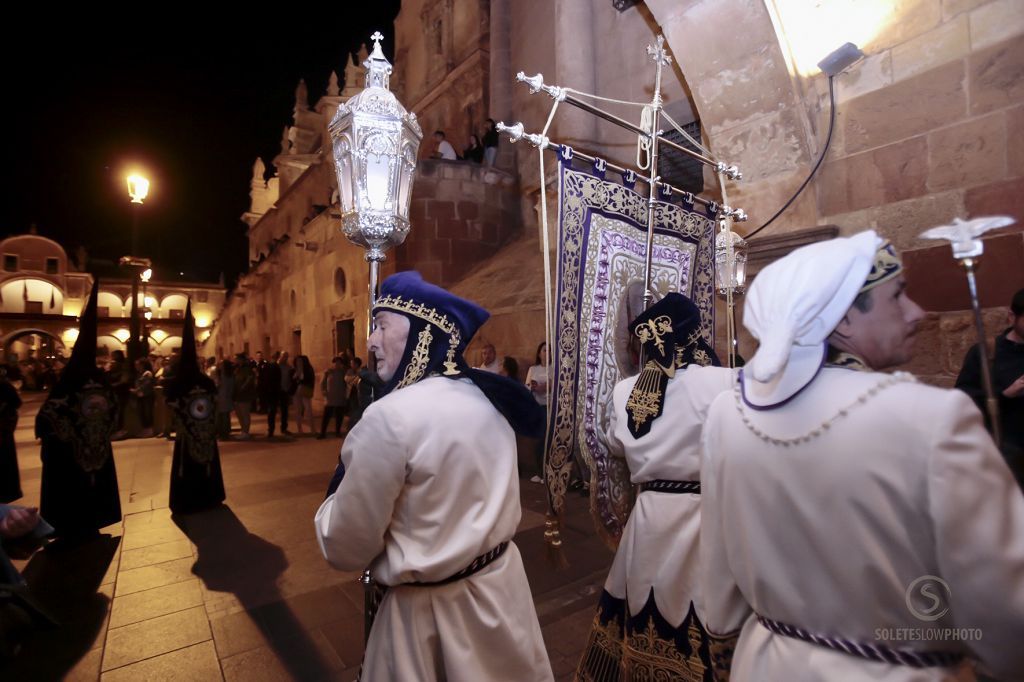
[[919, 215, 1015, 259], [363, 31, 393, 90], [496, 121, 525, 143], [646, 35, 672, 67], [517, 72, 545, 94]]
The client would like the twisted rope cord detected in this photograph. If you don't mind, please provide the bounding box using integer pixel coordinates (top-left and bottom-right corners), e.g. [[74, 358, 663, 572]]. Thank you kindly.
[[562, 87, 649, 108], [538, 96, 561, 501], [757, 615, 964, 669], [661, 109, 714, 158]]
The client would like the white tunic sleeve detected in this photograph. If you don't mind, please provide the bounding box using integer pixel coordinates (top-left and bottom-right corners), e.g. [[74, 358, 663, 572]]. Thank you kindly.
[[699, 393, 751, 637], [927, 390, 1024, 678], [314, 403, 407, 572]]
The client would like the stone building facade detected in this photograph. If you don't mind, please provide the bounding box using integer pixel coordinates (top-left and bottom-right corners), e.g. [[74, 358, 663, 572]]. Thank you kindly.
[[208, 0, 1023, 390], [394, 0, 492, 159], [0, 232, 225, 361], [205, 24, 522, 396]]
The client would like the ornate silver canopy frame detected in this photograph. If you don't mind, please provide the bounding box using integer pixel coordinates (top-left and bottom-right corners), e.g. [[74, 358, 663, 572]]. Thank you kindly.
[[498, 36, 747, 367]]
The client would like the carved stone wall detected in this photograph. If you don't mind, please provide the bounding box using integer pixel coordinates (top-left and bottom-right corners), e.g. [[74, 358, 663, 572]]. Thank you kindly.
[[397, 160, 520, 288], [207, 160, 519, 410], [394, 0, 491, 156], [642, 0, 1024, 386]]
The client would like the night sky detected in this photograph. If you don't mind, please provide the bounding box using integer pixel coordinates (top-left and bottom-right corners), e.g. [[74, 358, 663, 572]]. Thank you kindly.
[[3, 6, 401, 286]]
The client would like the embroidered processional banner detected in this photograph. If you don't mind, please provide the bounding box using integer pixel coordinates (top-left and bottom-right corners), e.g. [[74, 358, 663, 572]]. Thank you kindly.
[[546, 154, 717, 548]]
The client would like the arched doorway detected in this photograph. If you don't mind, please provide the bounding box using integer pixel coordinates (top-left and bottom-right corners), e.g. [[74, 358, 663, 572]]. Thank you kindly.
[[0, 328, 68, 391], [0, 328, 67, 360]]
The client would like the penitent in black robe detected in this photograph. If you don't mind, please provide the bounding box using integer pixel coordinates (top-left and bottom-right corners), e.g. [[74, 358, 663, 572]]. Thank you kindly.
[[36, 373, 121, 537], [0, 379, 22, 503], [167, 301, 224, 514], [167, 385, 225, 514]]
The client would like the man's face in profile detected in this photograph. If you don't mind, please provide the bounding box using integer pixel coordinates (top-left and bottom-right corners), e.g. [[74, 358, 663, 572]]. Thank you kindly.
[[837, 277, 925, 369], [368, 311, 411, 383]]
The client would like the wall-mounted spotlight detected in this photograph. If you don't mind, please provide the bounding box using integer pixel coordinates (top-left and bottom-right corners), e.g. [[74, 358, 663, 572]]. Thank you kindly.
[[817, 42, 865, 77]]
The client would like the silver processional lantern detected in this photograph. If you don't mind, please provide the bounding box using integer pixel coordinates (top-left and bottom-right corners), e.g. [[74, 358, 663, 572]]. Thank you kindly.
[[714, 228, 748, 295], [715, 227, 748, 367], [329, 31, 423, 321]]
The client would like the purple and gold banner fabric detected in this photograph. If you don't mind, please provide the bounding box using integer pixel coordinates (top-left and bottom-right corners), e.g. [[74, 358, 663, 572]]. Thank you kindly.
[[546, 157, 716, 548]]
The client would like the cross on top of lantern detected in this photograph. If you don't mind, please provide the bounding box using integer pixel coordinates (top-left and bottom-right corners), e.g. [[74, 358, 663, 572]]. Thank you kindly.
[[329, 31, 423, 264]]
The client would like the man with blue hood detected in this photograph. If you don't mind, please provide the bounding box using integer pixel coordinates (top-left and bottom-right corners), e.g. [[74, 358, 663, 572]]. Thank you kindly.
[[314, 271, 553, 681]]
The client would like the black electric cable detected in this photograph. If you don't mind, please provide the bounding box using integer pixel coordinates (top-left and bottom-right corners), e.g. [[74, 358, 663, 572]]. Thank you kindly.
[[745, 75, 836, 240]]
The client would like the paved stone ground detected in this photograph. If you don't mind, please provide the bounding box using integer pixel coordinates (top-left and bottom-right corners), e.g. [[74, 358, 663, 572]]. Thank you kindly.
[[4, 393, 611, 681]]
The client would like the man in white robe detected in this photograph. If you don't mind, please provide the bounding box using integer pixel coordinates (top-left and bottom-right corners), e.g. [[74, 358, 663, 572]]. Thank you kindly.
[[576, 293, 735, 681], [700, 231, 1024, 681], [314, 271, 552, 682]]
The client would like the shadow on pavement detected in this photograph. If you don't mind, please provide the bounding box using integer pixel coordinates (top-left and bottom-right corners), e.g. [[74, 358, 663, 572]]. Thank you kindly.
[[174, 504, 336, 680], [2, 533, 119, 679]]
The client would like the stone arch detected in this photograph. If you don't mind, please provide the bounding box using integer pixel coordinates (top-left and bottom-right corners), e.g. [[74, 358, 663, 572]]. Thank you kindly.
[[0, 277, 66, 314], [97, 335, 126, 357], [155, 335, 183, 353], [0, 328, 67, 356], [642, 0, 819, 233], [159, 293, 189, 315], [97, 291, 126, 317]]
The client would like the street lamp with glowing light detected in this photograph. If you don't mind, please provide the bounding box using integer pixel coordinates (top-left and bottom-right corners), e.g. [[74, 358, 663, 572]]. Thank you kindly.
[[124, 171, 151, 371], [127, 174, 150, 204]]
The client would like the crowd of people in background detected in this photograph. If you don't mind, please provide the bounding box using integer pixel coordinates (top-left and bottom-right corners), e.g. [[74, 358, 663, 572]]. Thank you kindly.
[[1, 347, 381, 446], [206, 350, 376, 442], [8, 337, 566, 474], [431, 118, 500, 166], [2, 358, 62, 393], [471, 339, 583, 489]]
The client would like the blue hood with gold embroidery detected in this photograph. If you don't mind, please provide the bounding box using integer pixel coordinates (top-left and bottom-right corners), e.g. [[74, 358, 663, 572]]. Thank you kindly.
[[373, 271, 543, 437]]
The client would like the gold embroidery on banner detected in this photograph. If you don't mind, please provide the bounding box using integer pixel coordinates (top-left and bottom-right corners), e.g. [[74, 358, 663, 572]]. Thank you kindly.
[[622, 608, 734, 682], [397, 326, 433, 389], [577, 597, 735, 682], [548, 166, 716, 546]]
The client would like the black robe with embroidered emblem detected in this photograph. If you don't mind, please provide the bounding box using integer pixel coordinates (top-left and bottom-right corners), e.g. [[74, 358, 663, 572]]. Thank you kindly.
[[167, 302, 225, 514], [36, 281, 121, 537], [0, 378, 22, 503]]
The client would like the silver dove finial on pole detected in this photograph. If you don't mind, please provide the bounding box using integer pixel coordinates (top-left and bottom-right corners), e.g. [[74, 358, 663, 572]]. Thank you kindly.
[[919, 215, 1015, 447]]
